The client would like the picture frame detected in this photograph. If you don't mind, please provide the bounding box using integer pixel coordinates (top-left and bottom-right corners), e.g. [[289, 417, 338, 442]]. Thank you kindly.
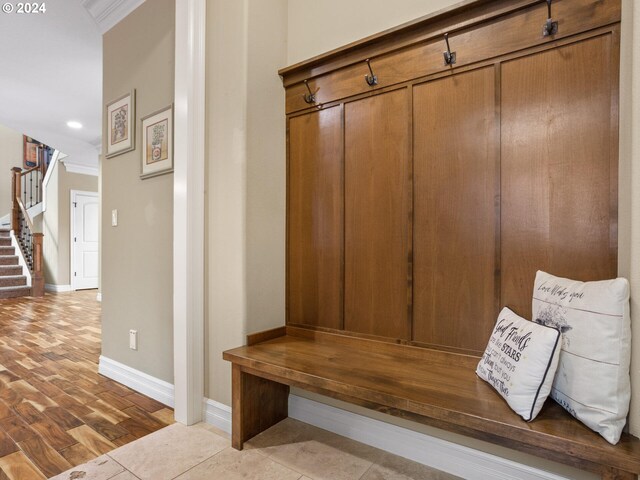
[[106, 90, 135, 158], [140, 104, 173, 179], [23, 136, 40, 168]]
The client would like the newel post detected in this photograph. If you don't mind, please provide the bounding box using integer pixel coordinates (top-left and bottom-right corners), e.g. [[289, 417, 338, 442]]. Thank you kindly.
[[31, 233, 44, 297], [11, 167, 21, 233]]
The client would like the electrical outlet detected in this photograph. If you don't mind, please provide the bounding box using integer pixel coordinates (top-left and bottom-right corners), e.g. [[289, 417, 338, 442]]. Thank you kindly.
[[112, 209, 118, 227], [129, 329, 138, 350]]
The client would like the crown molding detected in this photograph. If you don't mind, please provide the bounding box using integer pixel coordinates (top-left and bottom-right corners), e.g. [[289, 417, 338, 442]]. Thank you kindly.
[[62, 161, 99, 177], [81, 0, 146, 34]]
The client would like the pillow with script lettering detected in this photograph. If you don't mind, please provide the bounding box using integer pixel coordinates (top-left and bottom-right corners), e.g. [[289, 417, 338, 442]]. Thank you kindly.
[[533, 271, 631, 444], [476, 307, 561, 421]]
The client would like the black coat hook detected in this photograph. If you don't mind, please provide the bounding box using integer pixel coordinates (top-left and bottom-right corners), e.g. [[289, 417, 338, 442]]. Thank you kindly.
[[365, 59, 378, 86], [302, 80, 316, 104], [443, 33, 456, 66], [542, 0, 558, 36]]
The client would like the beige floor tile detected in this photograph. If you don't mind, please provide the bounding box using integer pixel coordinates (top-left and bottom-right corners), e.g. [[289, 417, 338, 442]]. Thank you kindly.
[[175, 447, 302, 480], [48, 455, 125, 480], [361, 452, 461, 480], [193, 422, 230, 439], [107, 422, 228, 480], [245, 419, 375, 480], [109, 472, 140, 480]]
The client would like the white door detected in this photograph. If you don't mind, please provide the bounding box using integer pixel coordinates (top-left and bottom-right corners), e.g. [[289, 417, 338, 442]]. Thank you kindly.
[[72, 191, 99, 290]]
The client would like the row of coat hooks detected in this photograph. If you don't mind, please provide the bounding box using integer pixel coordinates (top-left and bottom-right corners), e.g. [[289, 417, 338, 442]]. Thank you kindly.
[[303, 0, 559, 105]]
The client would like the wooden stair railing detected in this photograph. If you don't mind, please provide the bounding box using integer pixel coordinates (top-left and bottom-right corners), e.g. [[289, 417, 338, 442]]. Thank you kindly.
[[11, 166, 44, 297]]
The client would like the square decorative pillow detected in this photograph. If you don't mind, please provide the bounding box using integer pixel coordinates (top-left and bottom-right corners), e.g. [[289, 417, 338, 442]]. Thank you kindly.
[[477, 307, 561, 421], [532, 271, 631, 445]]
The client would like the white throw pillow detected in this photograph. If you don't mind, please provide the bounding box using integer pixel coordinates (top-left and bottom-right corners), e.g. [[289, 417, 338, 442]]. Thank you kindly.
[[477, 307, 561, 421], [532, 270, 631, 444]]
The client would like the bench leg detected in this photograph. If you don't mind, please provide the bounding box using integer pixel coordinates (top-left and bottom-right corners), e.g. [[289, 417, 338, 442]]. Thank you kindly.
[[601, 467, 637, 480], [231, 364, 289, 450]]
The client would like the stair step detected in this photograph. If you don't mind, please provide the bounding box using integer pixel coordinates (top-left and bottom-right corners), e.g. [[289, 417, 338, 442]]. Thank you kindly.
[[0, 246, 15, 255], [0, 285, 31, 300], [0, 276, 27, 288], [0, 265, 22, 276], [0, 238, 10, 247], [0, 256, 18, 266]]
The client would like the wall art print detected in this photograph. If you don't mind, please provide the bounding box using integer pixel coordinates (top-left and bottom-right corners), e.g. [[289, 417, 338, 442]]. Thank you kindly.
[[140, 104, 173, 179], [106, 90, 136, 158]]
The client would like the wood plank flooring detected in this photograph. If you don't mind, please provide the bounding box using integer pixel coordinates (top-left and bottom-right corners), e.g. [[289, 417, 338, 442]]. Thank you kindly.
[[0, 291, 174, 479]]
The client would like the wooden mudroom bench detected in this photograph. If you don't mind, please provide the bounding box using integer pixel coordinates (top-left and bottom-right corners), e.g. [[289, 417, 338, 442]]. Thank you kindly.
[[223, 0, 636, 478], [224, 326, 640, 480]]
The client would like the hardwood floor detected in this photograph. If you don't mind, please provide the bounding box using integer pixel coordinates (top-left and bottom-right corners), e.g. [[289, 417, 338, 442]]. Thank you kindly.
[[0, 290, 173, 479]]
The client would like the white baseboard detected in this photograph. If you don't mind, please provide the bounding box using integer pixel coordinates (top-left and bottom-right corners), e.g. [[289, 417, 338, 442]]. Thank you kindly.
[[93, 359, 571, 480], [96, 292, 102, 302], [98, 355, 231, 432], [99, 356, 174, 408], [45, 284, 73, 292], [203, 398, 232, 433], [288, 395, 571, 480]]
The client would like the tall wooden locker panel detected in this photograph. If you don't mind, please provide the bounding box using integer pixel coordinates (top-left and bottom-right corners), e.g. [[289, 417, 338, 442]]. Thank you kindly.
[[288, 106, 343, 329], [344, 88, 411, 339], [501, 34, 618, 317], [413, 67, 499, 354]]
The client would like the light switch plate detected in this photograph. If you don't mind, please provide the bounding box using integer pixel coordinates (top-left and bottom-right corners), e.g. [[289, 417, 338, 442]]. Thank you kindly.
[[111, 209, 118, 226]]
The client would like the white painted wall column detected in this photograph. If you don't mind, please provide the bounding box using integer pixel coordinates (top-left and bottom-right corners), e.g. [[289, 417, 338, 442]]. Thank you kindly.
[[173, 0, 206, 425]]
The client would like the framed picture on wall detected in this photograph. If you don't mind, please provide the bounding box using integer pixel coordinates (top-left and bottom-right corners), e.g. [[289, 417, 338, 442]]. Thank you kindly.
[[106, 90, 135, 158], [140, 104, 173, 179], [23, 136, 40, 168]]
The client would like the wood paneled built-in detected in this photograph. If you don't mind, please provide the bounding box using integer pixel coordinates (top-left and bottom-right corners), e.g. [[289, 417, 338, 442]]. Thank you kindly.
[[344, 88, 411, 340], [224, 329, 640, 477], [413, 66, 498, 353], [234, 2, 629, 478], [282, 1, 620, 354], [288, 106, 343, 329], [501, 34, 617, 317], [282, 0, 621, 114]]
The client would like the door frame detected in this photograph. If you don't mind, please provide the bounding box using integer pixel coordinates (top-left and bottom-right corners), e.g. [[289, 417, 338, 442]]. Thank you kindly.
[[173, 0, 206, 425], [70, 189, 99, 291]]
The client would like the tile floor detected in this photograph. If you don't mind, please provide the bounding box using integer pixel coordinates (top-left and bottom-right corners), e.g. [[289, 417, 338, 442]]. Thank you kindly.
[[50, 418, 461, 480]]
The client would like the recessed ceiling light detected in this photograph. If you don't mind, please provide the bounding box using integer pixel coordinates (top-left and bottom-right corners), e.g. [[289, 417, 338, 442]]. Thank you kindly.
[[67, 121, 83, 129]]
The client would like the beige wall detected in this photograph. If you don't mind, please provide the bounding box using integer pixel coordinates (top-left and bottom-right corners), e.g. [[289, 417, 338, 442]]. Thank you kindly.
[[101, 0, 175, 383], [206, 0, 287, 405], [0, 124, 23, 220], [287, 0, 456, 65], [620, 0, 639, 440], [42, 161, 98, 286]]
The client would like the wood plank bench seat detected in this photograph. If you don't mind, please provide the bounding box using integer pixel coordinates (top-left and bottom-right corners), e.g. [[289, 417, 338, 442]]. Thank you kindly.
[[223, 326, 640, 480]]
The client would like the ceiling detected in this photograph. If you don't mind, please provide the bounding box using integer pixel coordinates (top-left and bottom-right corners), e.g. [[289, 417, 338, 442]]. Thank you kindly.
[[0, 0, 143, 171]]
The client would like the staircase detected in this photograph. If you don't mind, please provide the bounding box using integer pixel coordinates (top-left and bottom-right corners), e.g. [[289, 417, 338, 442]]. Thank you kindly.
[[0, 141, 53, 300], [0, 228, 30, 299]]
